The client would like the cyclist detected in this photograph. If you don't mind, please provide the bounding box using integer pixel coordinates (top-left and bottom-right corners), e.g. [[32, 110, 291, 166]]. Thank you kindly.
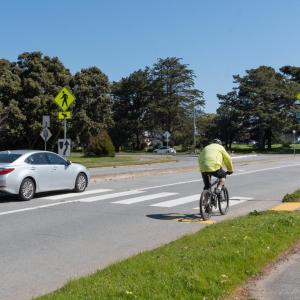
[[198, 138, 233, 195]]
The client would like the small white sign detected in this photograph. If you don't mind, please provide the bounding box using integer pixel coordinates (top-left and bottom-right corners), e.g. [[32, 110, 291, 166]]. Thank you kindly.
[[58, 139, 71, 157], [40, 128, 52, 142], [42, 115, 50, 128], [163, 131, 171, 139]]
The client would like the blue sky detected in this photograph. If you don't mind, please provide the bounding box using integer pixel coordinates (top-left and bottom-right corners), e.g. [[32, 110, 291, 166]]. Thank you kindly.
[[1, 0, 300, 112]]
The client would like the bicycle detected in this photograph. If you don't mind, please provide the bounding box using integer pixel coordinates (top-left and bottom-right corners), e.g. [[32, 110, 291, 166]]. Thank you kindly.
[[199, 173, 230, 220]]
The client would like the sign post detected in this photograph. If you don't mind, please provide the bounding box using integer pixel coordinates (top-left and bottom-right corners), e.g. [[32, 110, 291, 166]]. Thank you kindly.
[[41, 116, 51, 150], [40, 127, 52, 150], [54, 87, 75, 157], [293, 129, 296, 156], [163, 131, 171, 148]]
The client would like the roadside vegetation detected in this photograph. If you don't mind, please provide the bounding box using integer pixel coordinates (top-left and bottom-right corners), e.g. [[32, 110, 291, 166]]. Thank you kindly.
[[283, 188, 300, 202], [69, 153, 177, 168], [37, 211, 300, 300]]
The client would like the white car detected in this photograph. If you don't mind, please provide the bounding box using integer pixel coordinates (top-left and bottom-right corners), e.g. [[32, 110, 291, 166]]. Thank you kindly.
[[0, 150, 90, 200], [153, 147, 176, 154]]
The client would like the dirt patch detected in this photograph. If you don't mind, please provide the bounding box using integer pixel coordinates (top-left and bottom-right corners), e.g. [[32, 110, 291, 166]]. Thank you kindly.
[[226, 240, 300, 300]]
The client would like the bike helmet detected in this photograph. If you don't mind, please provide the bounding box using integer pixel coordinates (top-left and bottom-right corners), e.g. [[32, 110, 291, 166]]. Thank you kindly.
[[212, 138, 222, 145]]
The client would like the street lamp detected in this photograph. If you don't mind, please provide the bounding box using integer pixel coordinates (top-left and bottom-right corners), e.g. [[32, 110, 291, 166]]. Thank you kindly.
[[293, 129, 296, 156]]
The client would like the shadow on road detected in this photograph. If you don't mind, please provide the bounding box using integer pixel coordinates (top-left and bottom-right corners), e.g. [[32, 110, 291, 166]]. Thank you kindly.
[[147, 213, 201, 221]]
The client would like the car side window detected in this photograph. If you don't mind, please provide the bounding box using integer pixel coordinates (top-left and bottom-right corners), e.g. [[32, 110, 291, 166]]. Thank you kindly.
[[26, 153, 49, 165], [46, 153, 67, 165]]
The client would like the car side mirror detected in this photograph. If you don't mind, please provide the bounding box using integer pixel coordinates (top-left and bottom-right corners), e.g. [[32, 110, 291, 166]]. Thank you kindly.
[[66, 160, 72, 166]]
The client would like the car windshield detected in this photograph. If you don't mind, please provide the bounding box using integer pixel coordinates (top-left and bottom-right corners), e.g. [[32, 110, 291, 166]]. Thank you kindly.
[[0, 153, 22, 163]]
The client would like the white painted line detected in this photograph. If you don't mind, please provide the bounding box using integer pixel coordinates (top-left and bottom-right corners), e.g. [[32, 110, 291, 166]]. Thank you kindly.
[[139, 163, 300, 190], [41, 188, 113, 200], [152, 195, 199, 208], [229, 199, 248, 206], [0, 200, 78, 216], [232, 155, 257, 159], [141, 179, 201, 190], [78, 190, 145, 203], [230, 196, 253, 200], [193, 199, 248, 210], [112, 192, 178, 205]]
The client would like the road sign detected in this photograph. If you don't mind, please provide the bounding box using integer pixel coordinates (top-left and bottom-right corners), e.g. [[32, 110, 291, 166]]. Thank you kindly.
[[42, 115, 50, 128], [40, 128, 52, 142], [163, 131, 171, 139], [58, 111, 72, 120], [54, 87, 75, 111], [58, 139, 71, 157], [296, 92, 300, 100]]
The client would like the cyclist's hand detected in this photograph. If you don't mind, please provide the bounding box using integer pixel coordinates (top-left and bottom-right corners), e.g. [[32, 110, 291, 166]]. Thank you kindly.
[[227, 171, 233, 175]]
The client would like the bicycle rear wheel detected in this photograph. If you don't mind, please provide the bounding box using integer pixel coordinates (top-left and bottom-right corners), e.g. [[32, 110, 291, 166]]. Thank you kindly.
[[199, 190, 213, 220], [218, 186, 229, 215]]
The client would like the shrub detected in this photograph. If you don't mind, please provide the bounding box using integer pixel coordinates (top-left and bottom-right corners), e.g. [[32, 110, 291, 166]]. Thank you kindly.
[[85, 130, 115, 157]]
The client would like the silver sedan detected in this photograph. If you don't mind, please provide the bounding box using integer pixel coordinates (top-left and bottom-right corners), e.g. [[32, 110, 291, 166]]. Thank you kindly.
[[0, 150, 90, 200]]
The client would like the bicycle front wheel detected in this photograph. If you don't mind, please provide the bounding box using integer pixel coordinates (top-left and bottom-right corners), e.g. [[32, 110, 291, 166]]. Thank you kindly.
[[199, 190, 213, 220], [218, 186, 229, 215]]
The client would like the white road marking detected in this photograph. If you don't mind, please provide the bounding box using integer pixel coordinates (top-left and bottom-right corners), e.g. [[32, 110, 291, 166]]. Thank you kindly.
[[230, 196, 253, 200], [112, 192, 178, 205], [139, 162, 300, 190], [0, 200, 78, 216], [232, 155, 257, 159], [193, 198, 248, 210], [151, 195, 199, 208], [41, 188, 113, 200], [78, 190, 145, 203], [2, 162, 300, 216]]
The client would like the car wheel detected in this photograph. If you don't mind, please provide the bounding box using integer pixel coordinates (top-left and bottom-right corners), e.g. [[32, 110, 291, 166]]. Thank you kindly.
[[74, 172, 87, 192], [19, 178, 35, 201]]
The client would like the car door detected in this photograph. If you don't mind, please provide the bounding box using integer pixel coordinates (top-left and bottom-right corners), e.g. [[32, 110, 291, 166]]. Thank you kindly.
[[46, 153, 75, 190], [25, 153, 53, 192]]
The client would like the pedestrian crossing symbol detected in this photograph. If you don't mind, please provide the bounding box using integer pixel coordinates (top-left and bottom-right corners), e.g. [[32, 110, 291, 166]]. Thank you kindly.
[[54, 87, 75, 111]]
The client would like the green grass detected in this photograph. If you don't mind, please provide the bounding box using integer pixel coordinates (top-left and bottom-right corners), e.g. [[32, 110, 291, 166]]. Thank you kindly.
[[37, 211, 300, 300], [230, 143, 300, 154], [68, 153, 177, 168], [283, 189, 300, 202]]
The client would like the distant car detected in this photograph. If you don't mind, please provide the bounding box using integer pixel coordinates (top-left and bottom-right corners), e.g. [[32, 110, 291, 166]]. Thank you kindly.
[[248, 140, 258, 146], [153, 146, 176, 154], [0, 150, 90, 200]]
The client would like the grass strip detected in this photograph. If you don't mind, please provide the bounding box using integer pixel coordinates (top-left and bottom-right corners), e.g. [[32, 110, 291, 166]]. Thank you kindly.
[[37, 211, 300, 300], [283, 189, 300, 202], [68, 154, 176, 168]]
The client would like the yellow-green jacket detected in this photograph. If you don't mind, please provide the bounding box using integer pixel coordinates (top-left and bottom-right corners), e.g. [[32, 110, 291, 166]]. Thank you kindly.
[[198, 143, 233, 172]]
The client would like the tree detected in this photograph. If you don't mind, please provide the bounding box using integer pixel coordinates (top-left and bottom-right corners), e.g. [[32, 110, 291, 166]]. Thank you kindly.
[[150, 57, 205, 144], [111, 69, 152, 150], [0, 59, 25, 149], [14, 52, 72, 149], [231, 66, 297, 150], [216, 91, 245, 150], [70, 67, 113, 149]]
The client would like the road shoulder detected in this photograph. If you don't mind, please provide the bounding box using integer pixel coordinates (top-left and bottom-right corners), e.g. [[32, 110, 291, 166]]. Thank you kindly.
[[228, 240, 300, 300]]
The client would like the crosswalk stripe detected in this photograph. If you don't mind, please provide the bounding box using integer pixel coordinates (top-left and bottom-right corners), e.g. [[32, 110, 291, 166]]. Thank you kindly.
[[41, 188, 113, 200], [112, 192, 178, 205], [78, 190, 145, 203], [193, 199, 248, 210], [230, 196, 253, 200], [151, 195, 199, 208]]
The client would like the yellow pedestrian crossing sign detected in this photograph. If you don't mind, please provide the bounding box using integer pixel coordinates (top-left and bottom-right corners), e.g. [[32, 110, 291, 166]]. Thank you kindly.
[[54, 87, 75, 111], [58, 111, 72, 120]]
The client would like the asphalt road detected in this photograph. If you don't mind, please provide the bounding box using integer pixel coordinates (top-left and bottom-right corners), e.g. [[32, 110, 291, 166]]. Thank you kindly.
[[1, 154, 300, 300]]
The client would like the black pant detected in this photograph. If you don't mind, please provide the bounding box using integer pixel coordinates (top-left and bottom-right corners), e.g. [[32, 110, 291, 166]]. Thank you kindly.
[[201, 168, 227, 190]]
